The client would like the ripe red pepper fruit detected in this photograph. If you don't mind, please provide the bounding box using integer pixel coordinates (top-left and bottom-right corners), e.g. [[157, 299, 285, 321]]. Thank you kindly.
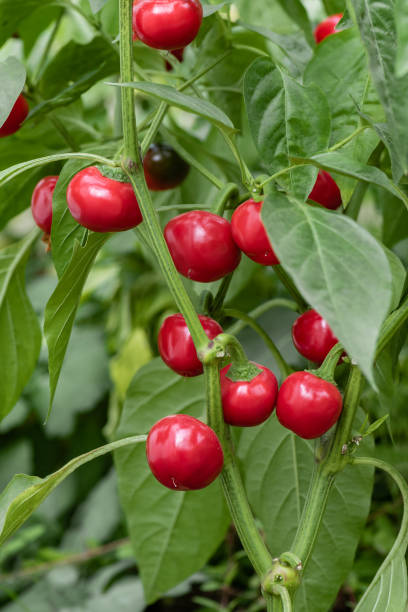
[[277, 371, 343, 439], [0, 94, 29, 137], [66, 166, 142, 232], [158, 313, 223, 376], [314, 13, 343, 44], [292, 309, 339, 364], [132, 0, 203, 50], [231, 199, 279, 266], [308, 170, 342, 210], [146, 414, 224, 490], [143, 143, 189, 191], [164, 211, 241, 282], [220, 362, 278, 427], [31, 176, 59, 234]]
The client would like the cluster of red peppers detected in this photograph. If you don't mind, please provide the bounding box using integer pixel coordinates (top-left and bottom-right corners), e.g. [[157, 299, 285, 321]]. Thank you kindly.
[[1, 0, 346, 494]]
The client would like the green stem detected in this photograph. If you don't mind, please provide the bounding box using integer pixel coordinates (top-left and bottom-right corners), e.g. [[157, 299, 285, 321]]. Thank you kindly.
[[33, 9, 64, 84], [260, 164, 308, 189], [291, 365, 363, 567], [376, 294, 408, 358], [222, 132, 256, 190], [205, 361, 273, 577], [273, 586, 293, 612], [274, 266, 308, 312], [344, 181, 367, 220], [266, 595, 275, 612], [118, 0, 207, 350], [328, 125, 368, 152], [232, 43, 270, 58], [223, 308, 292, 378], [213, 183, 239, 215], [226, 299, 299, 337], [209, 273, 233, 318]]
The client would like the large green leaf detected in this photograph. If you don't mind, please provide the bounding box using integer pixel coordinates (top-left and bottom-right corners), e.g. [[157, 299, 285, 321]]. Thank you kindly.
[[0, 56, 26, 127], [0, 230, 42, 421], [0, 435, 145, 546], [261, 187, 392, 384], [115, 359, 230, 603], [37, 36, 118, 105], [304, 28, 372, 145], [44, 232, 109, 410], [0, 0, 55, 47], [244, 58, 330, 199], [352, 0, 408, 181], [115, 82, 235, 133], [396, 0, 408, 77], [275, 0, 313, 45], [238, 414, 374, 612]]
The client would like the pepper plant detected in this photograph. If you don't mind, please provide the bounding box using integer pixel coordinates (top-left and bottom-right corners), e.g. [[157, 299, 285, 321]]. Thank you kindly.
[[0, 0, 407, 610]]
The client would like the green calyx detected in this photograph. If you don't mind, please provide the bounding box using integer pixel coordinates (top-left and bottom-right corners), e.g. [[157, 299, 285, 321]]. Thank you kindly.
[[97, 164, 130, 183], [226, 362, 263, 382], [308, 342, 344, 384], [263, 558, 302, 594]]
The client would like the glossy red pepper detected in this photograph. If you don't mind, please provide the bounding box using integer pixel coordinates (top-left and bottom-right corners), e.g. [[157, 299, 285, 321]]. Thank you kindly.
[[220, 362, 278, 427], [292, 309, 339, 364], [132, 0, 203, 50], [231, 199, 279, 266], [146, 414, 224, 490], [31, 176, 59, 234], [143, 143, 189, 191], [164, 211, 241, 282], [66, 166, 142, 232], [314, 13, 343, 44], [308, 170, 342, 210], [158, 313, 223, 376], [0, 94, 29, 137], [276, 371, 343, 439]]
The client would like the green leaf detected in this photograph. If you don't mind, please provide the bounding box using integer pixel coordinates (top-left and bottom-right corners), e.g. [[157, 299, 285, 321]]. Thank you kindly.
[[238, 413, 374, 612], [383, 247, 406, 311], [44, 232, 109, 411], [240, 23, 313, 76], [303, 151, 408, 211], [0, 56, 26, 127], [373, 185, 408, 248], [114, 82, 235, 132], [396, 0, 408, 77], [244, 58, 330, 199], [352, 0, 408, 181], [363, 415, 389, 437], [275, 0, 313, 45], [37, 36, 118, 104], [0, 230, 42, 421], [0, 0, 55, 47], [261, 188, 392, 384], [115, 359, 230, 602], [0, 435, 145, 546], [88, 0, 108, 13], [202, 1, 231, 17], [304, 28, 372, 145]]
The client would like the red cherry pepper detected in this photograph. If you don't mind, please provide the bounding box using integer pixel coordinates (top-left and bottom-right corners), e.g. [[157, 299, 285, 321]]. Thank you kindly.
[[146, 414, 224, 490], [220, 362, 278, 427], [31, 176, 59, 234], [308, 170, 342, 210], [132, 0, 203, 50], [158, 313, 223, 377], [164, 211, 241, 282], [277, 371, 343, 439], [292, 309, 339, 365], [314, 13, 343, 44], [0, 94, 29, 137], [231, 199, 279, 266], [143, 143, 189, 191], [66, 166, 142, 232]]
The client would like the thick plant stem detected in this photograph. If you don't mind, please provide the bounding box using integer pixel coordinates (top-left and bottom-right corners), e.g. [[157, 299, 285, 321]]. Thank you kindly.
[[290, 366, 363, 567], [223, 308, 292, 379], [205, 361, 273, 577], [118, 0, 208, 350]]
